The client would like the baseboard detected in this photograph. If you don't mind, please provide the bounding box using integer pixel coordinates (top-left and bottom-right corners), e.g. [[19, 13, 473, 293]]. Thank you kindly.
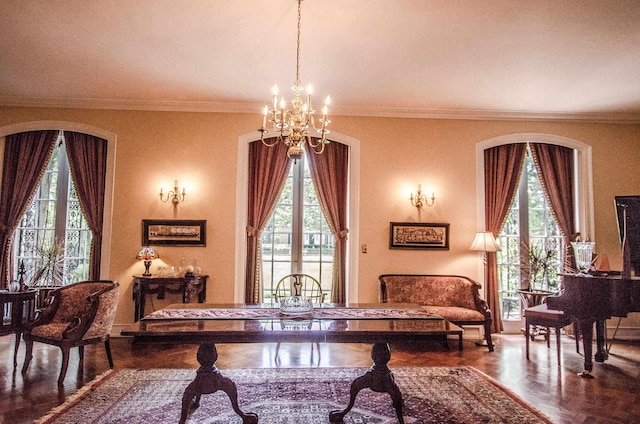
[[607, 325, 640, 341]]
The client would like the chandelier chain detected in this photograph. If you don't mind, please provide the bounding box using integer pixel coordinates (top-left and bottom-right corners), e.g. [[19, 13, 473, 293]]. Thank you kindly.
[[295, 0, 302, 86]]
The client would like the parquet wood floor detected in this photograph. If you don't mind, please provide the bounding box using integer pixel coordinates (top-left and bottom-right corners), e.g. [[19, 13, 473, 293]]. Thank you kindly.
[[1, 334, 639, 423]]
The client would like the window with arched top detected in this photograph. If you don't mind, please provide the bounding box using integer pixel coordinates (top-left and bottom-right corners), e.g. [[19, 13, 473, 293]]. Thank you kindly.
[[1, 122, 116, 289], [476, 134, 593, 329]]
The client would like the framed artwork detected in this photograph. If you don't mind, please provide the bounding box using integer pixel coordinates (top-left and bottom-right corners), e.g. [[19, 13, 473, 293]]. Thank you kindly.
[[389, 222, 450, 250], [142, 219, 206, 246]]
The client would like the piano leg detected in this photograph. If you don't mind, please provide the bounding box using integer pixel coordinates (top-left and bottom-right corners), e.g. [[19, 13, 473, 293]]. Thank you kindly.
[[594, 319, 609, 363], [577, 319, 596, 378]]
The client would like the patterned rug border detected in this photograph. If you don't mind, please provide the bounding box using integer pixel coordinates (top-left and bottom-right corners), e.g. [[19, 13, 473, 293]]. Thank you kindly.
[[37, 366, 554, 424], [35, 369, 117, 424], [464, 367, 552, 423]]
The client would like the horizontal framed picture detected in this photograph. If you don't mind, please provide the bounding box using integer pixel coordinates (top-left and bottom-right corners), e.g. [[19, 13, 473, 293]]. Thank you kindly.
[[142, 219, 206, 246], [389, 222, 449, 250]]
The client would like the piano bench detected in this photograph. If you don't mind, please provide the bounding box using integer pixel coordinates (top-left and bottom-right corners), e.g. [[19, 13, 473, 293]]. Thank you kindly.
[[524, 303, 579, 365]]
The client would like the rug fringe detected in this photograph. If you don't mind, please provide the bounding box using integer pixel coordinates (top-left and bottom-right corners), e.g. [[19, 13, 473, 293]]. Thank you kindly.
[[34, 369, 117, 424]]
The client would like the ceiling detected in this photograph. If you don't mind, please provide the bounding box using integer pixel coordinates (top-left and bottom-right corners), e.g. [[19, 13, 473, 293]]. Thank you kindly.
[[2, 0, 640, 123]]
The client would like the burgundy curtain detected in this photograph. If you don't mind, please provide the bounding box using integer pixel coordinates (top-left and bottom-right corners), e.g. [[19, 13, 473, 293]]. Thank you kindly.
[[305, 141, 349, 304], [64, 131, 108, 280], [0, 130, 58, 287], [484, 143, 527, 333], [245, 139, 291, 303], [530, 143, 576, 271]]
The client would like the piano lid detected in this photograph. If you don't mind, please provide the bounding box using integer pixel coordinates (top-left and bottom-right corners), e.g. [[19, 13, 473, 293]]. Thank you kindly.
[[615, 196, 640, 277]]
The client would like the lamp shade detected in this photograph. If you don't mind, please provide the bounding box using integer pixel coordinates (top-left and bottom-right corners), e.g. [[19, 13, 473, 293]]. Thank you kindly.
[[470, 231, 501, 252], [136, 246, 159, 260]]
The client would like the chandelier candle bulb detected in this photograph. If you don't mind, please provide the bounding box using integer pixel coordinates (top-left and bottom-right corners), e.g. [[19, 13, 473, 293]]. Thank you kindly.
[[262, 106, 268, 129]]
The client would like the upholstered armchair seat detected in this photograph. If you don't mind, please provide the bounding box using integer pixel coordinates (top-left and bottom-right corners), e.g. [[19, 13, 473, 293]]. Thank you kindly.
[[22, 280, 119, 385]]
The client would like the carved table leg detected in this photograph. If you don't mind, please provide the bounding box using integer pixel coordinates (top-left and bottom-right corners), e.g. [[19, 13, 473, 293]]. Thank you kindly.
[[179, 344, 258, 424], [329, 343, 404, 424]]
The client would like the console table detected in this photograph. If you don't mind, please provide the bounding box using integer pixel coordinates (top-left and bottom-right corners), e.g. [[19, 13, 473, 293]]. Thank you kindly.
[[0, 290, 37, 368], [132, 275, 208, 322], [122, 303, 462, 423]]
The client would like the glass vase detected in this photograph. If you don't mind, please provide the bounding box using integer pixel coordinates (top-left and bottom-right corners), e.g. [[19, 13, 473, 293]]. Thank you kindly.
[[571, 241, 595, 275]]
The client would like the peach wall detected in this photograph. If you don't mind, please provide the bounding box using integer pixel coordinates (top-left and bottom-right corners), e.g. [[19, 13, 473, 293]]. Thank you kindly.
[[1, 107, 639, 332]]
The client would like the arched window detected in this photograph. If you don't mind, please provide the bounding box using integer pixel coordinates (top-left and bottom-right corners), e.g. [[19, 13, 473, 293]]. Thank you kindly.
[[13, 131, 94, 286], [0, 122, 116, 288], [235, 131, 360, 304], [476, 133, 593, 332]]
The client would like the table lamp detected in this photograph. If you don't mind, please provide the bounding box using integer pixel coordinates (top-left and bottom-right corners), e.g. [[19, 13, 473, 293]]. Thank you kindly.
[[136, 246, 159, 276]]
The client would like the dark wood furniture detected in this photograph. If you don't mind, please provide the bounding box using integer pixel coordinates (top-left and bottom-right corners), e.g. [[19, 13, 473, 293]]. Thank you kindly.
[[0, 289, 37, 368], [524, 303, 578, 364], [547, 273, 640, 377], [132, 274, 208, 321], [122, 303, 463, 424]]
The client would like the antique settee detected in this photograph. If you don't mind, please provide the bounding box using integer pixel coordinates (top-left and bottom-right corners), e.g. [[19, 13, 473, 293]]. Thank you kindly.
[[378, 274, 493, 351]]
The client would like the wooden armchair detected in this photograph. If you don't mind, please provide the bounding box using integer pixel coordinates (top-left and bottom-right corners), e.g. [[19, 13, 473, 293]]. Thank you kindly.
[[274, 274, 326, 304], [21, 280, 119, 385]]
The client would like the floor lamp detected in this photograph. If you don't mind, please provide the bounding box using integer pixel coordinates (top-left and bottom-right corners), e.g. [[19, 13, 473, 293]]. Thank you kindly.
[[470, 231, 501, 346]]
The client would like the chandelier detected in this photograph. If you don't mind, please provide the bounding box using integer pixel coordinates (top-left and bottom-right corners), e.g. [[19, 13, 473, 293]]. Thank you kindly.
[[258, 0, 331, 161]]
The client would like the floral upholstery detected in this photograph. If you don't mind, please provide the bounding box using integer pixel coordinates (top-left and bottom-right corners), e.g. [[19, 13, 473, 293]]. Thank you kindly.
[[30, 282, 119, 341], [379, 274, 494, 351], [22, 280, 119, 385], [31, 283, 118, 340]]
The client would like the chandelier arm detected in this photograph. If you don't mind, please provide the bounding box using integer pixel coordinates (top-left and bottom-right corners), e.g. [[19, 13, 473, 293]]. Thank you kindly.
[[307, 140, 327, 155], [261, 135, 280, 147]]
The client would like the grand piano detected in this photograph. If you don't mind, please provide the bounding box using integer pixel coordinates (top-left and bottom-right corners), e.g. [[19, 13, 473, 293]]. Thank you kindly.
[[547, 196, 640, 377]]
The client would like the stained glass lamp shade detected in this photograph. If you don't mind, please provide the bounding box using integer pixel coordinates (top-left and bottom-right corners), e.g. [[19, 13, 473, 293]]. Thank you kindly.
[[136, 247, 159, 276]]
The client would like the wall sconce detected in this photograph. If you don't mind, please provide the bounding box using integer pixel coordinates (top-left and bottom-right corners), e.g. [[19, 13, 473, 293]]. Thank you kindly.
[[410, 184, 435, 210], [159, 180, 186, 205]]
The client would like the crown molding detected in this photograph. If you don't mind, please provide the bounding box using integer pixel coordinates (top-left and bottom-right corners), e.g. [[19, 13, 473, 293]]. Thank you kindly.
[[1, 96, 639, 124]]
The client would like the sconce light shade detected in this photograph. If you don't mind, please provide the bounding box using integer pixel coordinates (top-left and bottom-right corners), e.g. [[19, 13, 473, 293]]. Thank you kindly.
[[470, 231, 501, 252], [136, 246, 159, 276]]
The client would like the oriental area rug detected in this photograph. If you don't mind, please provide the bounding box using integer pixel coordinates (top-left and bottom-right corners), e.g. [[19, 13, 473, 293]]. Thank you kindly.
[[36, 367, 553, 424]]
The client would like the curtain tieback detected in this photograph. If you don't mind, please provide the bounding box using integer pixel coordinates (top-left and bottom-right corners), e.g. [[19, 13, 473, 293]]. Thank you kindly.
[[338, 229, 349, 240], [246, 226, 258, 237]]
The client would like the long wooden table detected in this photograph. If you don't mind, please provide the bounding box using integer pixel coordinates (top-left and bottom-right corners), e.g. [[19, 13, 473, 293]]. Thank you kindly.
[[121, 303, 463, 424]]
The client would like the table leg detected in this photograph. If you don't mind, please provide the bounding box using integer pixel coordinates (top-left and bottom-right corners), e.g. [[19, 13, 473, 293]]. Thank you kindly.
[[13, 331, 21, 368], [180, 344, 258, 424], [329, 343, 404, 424]]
